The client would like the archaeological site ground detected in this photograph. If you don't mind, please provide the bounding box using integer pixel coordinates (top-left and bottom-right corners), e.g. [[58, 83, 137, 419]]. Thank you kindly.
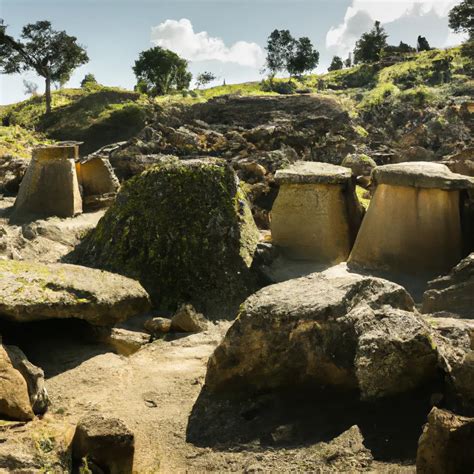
[[0, 2, 473, 472]]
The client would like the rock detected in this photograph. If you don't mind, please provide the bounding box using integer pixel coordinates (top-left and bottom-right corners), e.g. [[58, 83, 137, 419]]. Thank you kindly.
[[0, 155, 28, 195], [171, 304, 208, 333], [393, 146, 435, 163], [0, 416, 75, 471], [372, 161, 474, 190], [4, 345, 49, 415], [427, 317, 474, 411], [0, 260, 150, 326], [422, 253, 474, 319], [442, 148, 474, 177], [72, 158, 259, 318], [144, 317, 172, 334], [416, 408, 474, 474], [341, 153, 376, 177], [91, 327, 150, 356], [274, 161, 352, 185], [0, 343, 34, 421], [72, 413, 135, 474], [205, 272, 437, 400]]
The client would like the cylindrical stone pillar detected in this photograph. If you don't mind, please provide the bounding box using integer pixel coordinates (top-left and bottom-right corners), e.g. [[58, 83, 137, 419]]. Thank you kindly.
[[271, 162, 363, 263], [12, 144, 83, 219], [348, 162, 474, 277]]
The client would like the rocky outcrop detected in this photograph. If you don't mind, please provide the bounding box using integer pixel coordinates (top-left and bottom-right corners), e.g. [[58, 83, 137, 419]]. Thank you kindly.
[[417, 408, 474, 474], [422, 253, 474, 318], [0, 343, 34, 421], [0, 155, 28, 195], [206, 272, 439, 399], [72, 413, 135, 474], [71, 158, 259, 318], [0, 260, 150, 326]]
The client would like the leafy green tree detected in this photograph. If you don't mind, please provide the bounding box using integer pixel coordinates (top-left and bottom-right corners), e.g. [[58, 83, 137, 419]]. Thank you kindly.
[[265, 30, 319, 78], [0, 19, 88, 113], [328, 56, 344, 71], [133, 46, 192, 96], [354, 21, 388, 64], [265, 29, 295, 78], [195, 71, 216, 88], [23, 79, 38, 96], [81, 73, 98, 88], [449, 0, 474, 38], [344, 53, 352, 68], [417, 36, 431, 51]]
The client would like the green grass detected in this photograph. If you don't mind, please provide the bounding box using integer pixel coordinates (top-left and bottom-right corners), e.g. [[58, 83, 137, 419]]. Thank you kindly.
[[0, 46, 468, 154], [0, 125, 53, 158]]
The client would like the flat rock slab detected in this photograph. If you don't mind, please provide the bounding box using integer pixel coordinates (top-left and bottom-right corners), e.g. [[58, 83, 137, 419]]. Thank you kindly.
[[275, 161, 352, 185], [373, 162, 474, 190], [0, 260, 150, 326]]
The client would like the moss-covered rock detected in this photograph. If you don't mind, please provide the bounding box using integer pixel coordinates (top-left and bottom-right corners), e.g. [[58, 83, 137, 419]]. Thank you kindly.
[[71, 157, 259, 318]]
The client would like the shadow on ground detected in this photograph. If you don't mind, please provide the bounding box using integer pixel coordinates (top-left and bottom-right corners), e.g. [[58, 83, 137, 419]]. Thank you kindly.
[[0, 318, 111, 378], [187, 385, 438, 463]]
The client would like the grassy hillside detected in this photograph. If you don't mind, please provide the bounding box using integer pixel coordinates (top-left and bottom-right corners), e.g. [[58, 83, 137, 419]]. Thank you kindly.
[[0, 125, 52, 159], [0, 47, 470, 156]]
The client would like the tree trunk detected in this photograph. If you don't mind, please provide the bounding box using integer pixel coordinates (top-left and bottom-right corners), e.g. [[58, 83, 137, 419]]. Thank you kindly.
[[45, 76, 52, 114]]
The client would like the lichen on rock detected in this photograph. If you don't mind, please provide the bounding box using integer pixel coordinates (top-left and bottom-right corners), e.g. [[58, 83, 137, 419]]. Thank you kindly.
[[71, 157, 259, 318]]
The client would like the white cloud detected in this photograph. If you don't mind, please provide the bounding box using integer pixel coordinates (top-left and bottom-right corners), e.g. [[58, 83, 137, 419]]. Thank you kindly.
[[326, 0, 462, 57], [151, 18, 265, 68]]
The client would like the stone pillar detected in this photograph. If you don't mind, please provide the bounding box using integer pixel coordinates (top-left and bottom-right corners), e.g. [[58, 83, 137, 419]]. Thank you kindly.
[[12, 144, 82, 219], [349, 162, 474, 277], [271, 162, 363, 263]]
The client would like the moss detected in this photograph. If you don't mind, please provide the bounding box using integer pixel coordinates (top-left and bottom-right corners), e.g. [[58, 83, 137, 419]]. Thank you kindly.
[[73, 158, 259, 318]]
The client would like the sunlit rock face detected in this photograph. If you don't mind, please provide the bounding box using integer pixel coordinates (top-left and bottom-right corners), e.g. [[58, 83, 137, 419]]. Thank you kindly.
[[271, 162, 363, 264], [349, 162, 474, 277], [12, 144, 82, 220]]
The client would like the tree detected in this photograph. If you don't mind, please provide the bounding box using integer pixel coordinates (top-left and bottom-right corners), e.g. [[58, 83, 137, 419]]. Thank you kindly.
[[353, 21, 388, 64], [0, 20, 88, 113], [344, 53, 353, 68], [195, 71, 216, 88], [81, 73, 98, 88], [417, 36, 431, 51], [287, 37, 319, 77], [265, 30, 319, 78], [133, 46, 192, 96], [449, 0, 474, 38], [328, 56, 344, 71], [23, 79, 38, 96]]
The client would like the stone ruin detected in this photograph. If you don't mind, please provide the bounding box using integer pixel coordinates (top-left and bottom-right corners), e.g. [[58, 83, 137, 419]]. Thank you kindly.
[[348, 162, 474, 277], [11, 144, 120, 220], [271, 161, 363, 264]]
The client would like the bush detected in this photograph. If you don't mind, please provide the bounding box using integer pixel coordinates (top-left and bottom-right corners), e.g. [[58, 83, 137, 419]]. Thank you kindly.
[[260, 79, 297, 94]]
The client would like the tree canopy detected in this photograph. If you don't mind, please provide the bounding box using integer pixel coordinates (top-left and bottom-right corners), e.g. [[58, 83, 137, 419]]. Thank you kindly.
[[354, 21, 388, 64], [417, 36, 431, 52], [0, 19, 88, 113], [133, 46, 192, 96], [328, 56, 344, 71], [265, 29, 319, 78], [195, 71, 216, 88], [449, 0, 474, 38]]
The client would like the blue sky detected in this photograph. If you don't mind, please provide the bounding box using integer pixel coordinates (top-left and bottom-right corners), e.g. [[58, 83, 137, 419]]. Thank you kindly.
[[0, 0, 466, 104]]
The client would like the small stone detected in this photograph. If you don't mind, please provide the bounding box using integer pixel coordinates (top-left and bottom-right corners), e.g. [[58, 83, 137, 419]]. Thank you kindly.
[[144, 317, 172, 335], [73, 413, 135, 474], [171, 304, 208, 333]]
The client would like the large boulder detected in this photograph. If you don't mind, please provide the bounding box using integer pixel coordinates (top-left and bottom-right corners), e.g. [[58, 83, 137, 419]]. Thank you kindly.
[[422, 253, 474, 319], [417, 408, 474, 474], [206, 272, 439, 399], [0, 343, 34, 421], [0, 260, 150, 326], [71, 158, 259, 318], [0, 155, 28, 195]]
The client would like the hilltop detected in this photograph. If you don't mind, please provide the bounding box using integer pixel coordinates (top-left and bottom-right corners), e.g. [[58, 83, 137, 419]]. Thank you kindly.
[[0, 47, 472, 157]]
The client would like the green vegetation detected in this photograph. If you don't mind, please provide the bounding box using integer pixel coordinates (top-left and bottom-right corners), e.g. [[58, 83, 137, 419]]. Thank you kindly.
[[133, 46, 192, 96], [0, 125, 52, 158], [0, 20, 89, 113]]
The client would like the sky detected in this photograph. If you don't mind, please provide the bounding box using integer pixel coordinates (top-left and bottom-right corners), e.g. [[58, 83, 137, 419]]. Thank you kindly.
[[0, 0, 467, 105]]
